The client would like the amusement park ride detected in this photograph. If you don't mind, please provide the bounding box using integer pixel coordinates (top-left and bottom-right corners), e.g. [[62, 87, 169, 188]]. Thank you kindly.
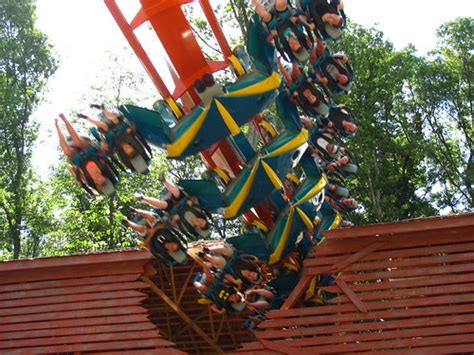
[[3, 0, 474, 354]]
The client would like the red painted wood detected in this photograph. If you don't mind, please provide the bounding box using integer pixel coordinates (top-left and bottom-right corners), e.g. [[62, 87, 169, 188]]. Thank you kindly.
[[359, 343, 474, 355], [322, 213, 474, 240], [328, 281, 474, 304], [94, 350, 185, 355], [260, 339, 298, 354], [0, 297, 146, 317], [0, 273, 140, 294], [320, 272, 474, 294], [336, 262, 474, 282], [309, 230, 474, 257], [256, 312, 474, 340], [0, 281, 147, 301], [0, 314, 151, 333], [302, 332, 474, 353], [307, 241, 474, 267], [325, 250, 474, 274], [0, 322, 157, 341], [0, 249, 151, 272], [1, 305, 147, 325], [0, 261, 146, 285], [334, 279, 367, 313], [3, 338, 174, 354], [0, 290, 144, 309], [279, 273, 311, 310], [261, 296, 474, 327], [253, 324, 474, 348], [329, 242, 386, 273], [0, 330, 162, 349]]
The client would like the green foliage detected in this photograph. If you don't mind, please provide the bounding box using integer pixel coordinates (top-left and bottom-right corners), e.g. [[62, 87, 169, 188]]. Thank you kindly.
[[1, 1, 471, 259], [410, 17, 473, 211], [332, 25, 436, 223], [0, 0, 57, 258]]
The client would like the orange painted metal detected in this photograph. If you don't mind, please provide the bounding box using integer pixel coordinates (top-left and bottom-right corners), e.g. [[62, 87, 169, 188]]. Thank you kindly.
[[104, 0, 172, 99], [105, 0, 231, 100]]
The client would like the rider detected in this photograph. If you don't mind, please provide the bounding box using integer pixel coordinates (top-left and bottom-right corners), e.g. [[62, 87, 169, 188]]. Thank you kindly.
[[55, 114, 118, 196]]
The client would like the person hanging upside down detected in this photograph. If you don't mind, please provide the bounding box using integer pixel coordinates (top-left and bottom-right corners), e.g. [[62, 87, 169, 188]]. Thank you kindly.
[[55, 114, 118, 196], [297, 0, 346, 40], [79, 104, 152, 173], [252, 0, 314, 64], [122, 218, 188, 265]]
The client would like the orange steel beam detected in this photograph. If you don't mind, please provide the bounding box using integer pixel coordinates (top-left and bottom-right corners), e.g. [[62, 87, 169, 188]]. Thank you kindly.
[[103, 0, 172, 99], [198, 0, 232, 58], [141, 275, 224, 354]]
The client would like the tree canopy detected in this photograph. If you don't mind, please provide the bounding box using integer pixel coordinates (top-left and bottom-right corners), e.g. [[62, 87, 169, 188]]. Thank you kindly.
[[0, 1, 471, 260]]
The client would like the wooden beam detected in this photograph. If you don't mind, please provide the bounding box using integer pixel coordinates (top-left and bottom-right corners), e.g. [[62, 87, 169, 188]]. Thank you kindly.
[[260, 339, 300, 354], [279, 273, 312, 310], [335, 279, 367, 313], [322, 213, 474, 240], [170, 266, 177, 302], [141, 276, 224, 354], [329, 242, 387, 273], [177, 262, 196, 305]]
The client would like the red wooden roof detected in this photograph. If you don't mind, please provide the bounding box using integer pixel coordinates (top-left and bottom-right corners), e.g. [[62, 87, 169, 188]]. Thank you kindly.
[[236, 213, 474, 354], [0, 249, 184, 354]]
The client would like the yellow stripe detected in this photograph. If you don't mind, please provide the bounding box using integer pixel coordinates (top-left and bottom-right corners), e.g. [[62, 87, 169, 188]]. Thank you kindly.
[[259, 120, 277, 138], [226, 71, 281, 97], [296, 207, 314, 230], [304, 275, 318, 301], [215, 99, 241, 136], [284, 263, 300, 273], [329, 212, 342, 230], [228, 54, 245, 77], [213, 167, 230, 184], [293, 174, 328, 207], [224, 159, 260, 218], [167, 107, 209, 157], [286, 173, 300, 185], [317, 236, 326, 245], [268, 207, 294, 265], [264, 129, 309, 158], [261, 161, 283, 189], [252, 220, 269, 233], [165, 97, 183, 119]]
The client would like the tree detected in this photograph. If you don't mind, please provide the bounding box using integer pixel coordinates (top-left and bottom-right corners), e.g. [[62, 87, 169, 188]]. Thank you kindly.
[[42, 48, 172, 256], [0, 1, 57, 259], [410, 17, 473, 211], [332, 25, 437, 223]]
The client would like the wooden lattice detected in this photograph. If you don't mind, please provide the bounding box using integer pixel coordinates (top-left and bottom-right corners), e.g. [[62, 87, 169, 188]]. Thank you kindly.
[[0, 249, 184, 354], [236, 213, 474, 354]]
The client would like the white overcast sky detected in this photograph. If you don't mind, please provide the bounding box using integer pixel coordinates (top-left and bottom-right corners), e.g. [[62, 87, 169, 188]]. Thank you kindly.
[[32, 0, 473, 173]]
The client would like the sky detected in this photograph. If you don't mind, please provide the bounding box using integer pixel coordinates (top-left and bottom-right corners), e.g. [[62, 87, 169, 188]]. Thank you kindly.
[[32, 0, 474, 174]]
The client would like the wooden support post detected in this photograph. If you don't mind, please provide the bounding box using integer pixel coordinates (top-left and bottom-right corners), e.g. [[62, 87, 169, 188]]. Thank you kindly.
[[260, 339, 300, 354], [335, 279, 368, 313], [330, 242, 387, 273], [141, 276, 224, 354], [280, 273, 312, 310], [178, 262, 196, 305]]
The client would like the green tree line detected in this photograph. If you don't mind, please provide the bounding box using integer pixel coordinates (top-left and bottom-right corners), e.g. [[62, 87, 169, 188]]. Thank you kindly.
[[0, 1, 472, 259]]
